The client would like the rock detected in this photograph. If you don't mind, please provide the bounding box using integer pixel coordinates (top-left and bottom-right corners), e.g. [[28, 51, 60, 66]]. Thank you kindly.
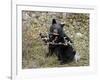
[[76, 32, 83, 37]]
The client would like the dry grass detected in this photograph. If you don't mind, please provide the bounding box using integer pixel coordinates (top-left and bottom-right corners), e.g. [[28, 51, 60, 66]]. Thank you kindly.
[[22, 11, 89, 69]]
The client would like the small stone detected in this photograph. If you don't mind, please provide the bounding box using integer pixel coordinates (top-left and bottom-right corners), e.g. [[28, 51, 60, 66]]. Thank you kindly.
[[76, 32, 83, 37]]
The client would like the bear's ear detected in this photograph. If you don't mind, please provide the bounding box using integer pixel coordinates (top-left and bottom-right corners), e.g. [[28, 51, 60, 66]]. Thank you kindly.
[[52, 19, 56, 24], [61, 24, 65, 28]]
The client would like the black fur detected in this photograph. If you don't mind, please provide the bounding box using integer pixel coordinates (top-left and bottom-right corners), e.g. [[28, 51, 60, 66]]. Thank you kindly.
[[40, 19, 76, 64]]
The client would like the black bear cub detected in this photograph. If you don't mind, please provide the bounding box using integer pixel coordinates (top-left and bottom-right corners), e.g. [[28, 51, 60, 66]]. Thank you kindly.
[[48, 19, 77, 64], [40, 19, 80, 64]]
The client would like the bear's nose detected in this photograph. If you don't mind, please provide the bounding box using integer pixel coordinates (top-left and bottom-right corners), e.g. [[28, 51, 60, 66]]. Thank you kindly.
[[53, 29, 58, 33]]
